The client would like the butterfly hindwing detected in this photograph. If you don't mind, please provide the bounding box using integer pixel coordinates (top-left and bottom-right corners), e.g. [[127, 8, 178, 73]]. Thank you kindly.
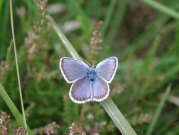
[[92, 77, 109, 101], [60, 57, 89, 83], [96, 57, 118, 83], [69, 77, 91, 103]]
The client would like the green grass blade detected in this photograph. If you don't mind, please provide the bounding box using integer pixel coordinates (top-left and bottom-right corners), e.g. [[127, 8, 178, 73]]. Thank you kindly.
[[0, 84, 32, 134], [145, 35, 161, 60], [142, 35, 160, 72], [105, 0, 129, 45], [10, 0, 28, 133], [101, 0, 117, 37], [147, 85, 171, 135], [165, 62, 179, 79], [121, 14, 168, 58], [140, 0, 179, 20], [173, 21, 179, 54], [6, 40, 13, 64], [101, 97, 137, 135], [0, 0, 4, 20], [0, 0, 9, 45], [46, 15, 82, 60], [68, 0, 91, 32], [47, 15, 137, 135]]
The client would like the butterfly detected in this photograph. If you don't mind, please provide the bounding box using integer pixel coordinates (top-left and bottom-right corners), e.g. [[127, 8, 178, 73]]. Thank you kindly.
[[59, 57, 118, 104]]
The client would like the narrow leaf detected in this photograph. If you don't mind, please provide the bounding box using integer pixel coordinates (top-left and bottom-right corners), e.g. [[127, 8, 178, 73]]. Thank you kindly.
[[147, 84, 171, 135], [140, 0, 179, 20], [0, 83, 32, 134]]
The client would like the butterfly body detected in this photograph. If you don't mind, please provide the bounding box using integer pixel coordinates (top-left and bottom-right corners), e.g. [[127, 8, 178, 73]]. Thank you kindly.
[[86, 67, 97, 82], [59, 57, 118, 104]]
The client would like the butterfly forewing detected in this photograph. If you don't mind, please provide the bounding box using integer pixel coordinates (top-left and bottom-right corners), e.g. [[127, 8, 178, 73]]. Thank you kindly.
[[70, 77, 91, 103], [96, 57, 118, 83], [92, 77, 109, 101], [60, 57, 89, 83]]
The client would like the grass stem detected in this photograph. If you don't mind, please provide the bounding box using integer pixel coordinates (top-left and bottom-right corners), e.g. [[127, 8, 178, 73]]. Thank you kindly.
[[147, 84, 171, 135], [0, 84, 32, 134], [9, 0, 28, 134]]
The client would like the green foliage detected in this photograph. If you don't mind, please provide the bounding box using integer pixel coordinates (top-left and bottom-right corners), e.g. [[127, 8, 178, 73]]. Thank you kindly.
[[0, 0, 179, 134]]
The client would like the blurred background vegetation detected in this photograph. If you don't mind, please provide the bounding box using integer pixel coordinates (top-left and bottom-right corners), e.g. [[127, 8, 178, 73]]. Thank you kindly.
[[0, 0, 179, 134]]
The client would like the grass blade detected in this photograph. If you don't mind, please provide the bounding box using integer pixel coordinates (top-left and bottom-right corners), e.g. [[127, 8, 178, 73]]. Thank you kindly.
[[0, 0, 4, 23], [46, 15, 82, 60], [101, 97, 137, 135], [147, 85, 171, 135], [67, 0, 91, 32], [142, 35, 161, 72], [0, 84, 32, 134], [173, 21, 179, 55], [101, 0, 117, 37], [140, 0, 179, 20], [47, 15, 137, 135], [121, 14, 168, 58], [105, 0, 129, 45], [9, 0, 28, 133], [6, 41, 13, 64]]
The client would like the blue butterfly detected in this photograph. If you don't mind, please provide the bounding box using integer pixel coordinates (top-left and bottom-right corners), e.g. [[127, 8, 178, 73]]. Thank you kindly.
[[59, 57, 118, 104]]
